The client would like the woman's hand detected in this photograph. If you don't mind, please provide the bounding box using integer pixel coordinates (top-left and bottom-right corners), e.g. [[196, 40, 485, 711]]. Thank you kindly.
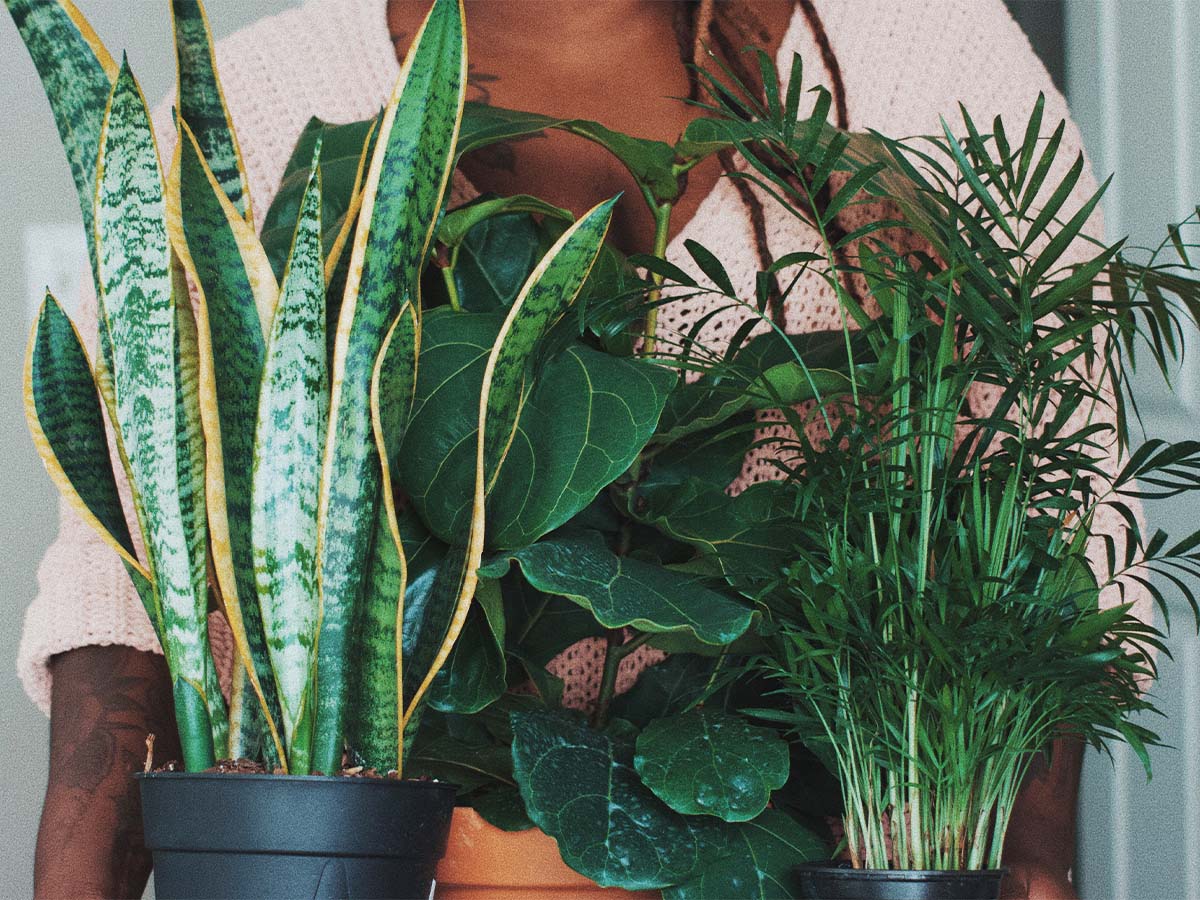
[[1000, 736, 1083, 900], [34, 645, 178, 900], [1002, 862, 1078, 899]]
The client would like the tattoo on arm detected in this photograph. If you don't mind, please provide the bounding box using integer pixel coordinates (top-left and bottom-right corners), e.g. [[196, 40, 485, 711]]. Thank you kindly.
[[35, 646, 179, 900]]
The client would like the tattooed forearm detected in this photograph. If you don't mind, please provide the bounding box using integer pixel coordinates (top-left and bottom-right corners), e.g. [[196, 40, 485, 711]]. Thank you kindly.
[[35, 646, 179, 900], [1000, 735, 1083, 900]]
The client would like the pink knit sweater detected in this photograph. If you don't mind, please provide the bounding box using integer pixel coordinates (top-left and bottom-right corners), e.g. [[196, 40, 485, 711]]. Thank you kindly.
[[17, 0, 1145, 714]]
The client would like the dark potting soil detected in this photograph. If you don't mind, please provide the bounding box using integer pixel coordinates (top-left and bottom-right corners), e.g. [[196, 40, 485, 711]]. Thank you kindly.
[[153, 757, 436, 780]]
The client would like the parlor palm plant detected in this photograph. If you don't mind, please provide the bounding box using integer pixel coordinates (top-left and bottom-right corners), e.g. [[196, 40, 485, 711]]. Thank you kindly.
[[646, 52, 1200, 883]]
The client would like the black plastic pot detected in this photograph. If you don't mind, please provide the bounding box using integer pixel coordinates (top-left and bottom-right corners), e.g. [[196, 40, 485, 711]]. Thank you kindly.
[[796, 863, 1004, 900], [138, 772, 456, 899]]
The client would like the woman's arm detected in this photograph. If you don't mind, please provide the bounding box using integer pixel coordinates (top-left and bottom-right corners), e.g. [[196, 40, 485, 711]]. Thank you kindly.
[[1001, 736, 1084, 900], [34, 645, 179, 900]]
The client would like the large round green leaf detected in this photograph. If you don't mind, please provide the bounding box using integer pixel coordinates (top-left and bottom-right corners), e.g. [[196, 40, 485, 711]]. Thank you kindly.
[[511, 709, 702, 889], [634, 710, 790, 822], [662, 810, 825, 900]]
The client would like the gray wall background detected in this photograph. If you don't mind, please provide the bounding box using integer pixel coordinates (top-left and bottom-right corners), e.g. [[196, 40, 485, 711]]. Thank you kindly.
[[0, 1, 1194, 899]]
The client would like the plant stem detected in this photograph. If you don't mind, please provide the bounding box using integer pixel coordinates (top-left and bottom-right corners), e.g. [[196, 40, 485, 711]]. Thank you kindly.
[[441, 263, 461, 312], [592, 630, 652, 728], [641, 202, 674, 356], [594, 196, 672, 727]]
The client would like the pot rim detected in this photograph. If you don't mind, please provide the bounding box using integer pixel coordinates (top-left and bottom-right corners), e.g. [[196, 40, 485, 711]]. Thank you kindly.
[[794, 863, 1007, 880], [135, 770, 458, 790]]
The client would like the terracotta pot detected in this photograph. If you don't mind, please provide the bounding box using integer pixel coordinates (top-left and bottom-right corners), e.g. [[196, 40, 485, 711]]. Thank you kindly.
[[435, 807, 658, 899]]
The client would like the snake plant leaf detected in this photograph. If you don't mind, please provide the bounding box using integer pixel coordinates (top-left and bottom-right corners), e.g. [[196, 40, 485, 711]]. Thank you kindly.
[[5, 0, 116, 275], [171, 255, 226, 753], [168, 120, 285, 764], [260, 115, 381, 281], [24, 293, 147, 580], [428, 578, 506, 714], [480, 532, 752, 644], [634, 710, 790, 822], [95, 59, 216, 770], [23, 293, 165, 646], [251, 150, 326, 774], [348, 505, 445, 773], [170, 0, 251, 221], [228, 655, 280, 766], [662, 811, 824, 900], [345, 305, 420, 773], [479, 196, 618, 479], [511, 709, 703, 889], [314, 0, 466, 775]]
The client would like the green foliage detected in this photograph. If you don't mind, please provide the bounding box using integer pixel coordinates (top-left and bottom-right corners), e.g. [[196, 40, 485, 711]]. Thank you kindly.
[[480, 532, 752, 644], [635, 709, 789, 822], [23, 3, 1200, 896], [96, 59, 220, 770], [680, 51, 1200, 872], [313, 0, 467, 775], [662, 811, 825, 900], [510, 708, 820, 893], [250, 148, 326, 773]]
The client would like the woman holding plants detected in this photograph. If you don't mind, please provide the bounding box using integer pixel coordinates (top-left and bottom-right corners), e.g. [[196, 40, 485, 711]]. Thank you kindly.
[[16, 1, 1119, 897]]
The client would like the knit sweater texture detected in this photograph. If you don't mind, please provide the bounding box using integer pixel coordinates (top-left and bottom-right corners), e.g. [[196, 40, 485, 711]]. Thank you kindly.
[[17, 0, 1146, 714]]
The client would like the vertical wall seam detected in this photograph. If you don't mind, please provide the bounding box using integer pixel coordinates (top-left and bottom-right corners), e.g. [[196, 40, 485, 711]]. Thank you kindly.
[[1097, 3, 1130, 898]]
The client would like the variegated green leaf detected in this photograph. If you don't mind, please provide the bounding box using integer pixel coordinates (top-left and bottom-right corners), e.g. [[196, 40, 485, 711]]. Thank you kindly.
[[314, 0, 466, 775], [228, 653, 279, 766], [24, 293, 146, 582], [170, 0, 251, 220], [349, 506, 443, 773], [23, 293, 164, 646], [172, 257, 226, 753], [5, 0, 116, 275], [251, 149, 327, 775], [260, 115, 381, 282], [95, 60, 215, 770], [345, 301, 420, 772], [481, 197, 618, 480], [168, 119, 285, 763]]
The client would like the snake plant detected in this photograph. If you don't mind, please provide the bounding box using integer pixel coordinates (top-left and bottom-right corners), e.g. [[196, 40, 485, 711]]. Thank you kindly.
[[12, 0, 630, 776]]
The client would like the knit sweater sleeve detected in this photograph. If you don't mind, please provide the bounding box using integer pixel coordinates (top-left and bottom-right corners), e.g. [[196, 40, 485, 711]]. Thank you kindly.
[[16, 0, 400, 715]]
